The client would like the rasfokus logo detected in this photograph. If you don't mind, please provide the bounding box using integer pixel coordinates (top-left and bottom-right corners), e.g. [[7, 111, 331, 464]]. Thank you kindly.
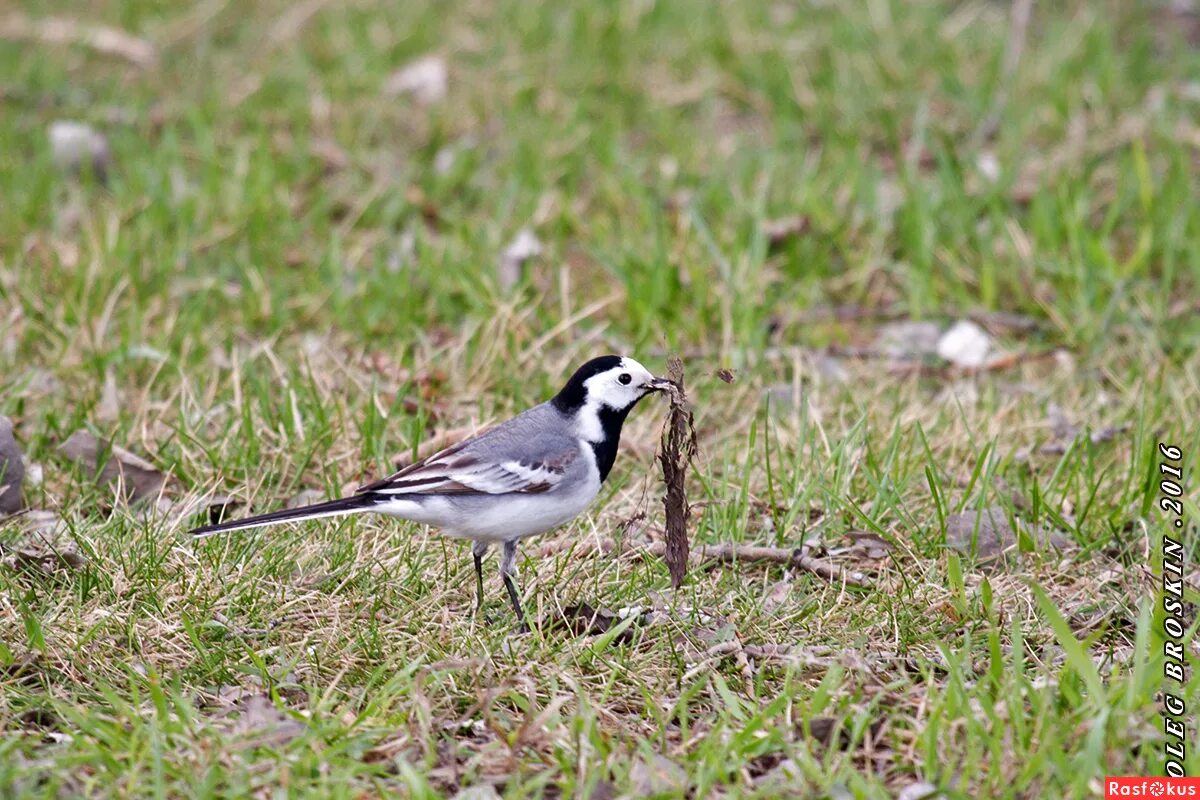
[[1106, 778, 1200, 797]]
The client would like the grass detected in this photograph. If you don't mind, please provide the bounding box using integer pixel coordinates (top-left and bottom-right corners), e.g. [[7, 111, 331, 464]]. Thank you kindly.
[[2, 0, 1199, 796]]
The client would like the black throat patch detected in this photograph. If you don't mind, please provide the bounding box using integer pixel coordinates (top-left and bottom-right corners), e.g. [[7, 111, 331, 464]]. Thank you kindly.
[[550, 355, 641, 483], [588, 404, 632, 483]]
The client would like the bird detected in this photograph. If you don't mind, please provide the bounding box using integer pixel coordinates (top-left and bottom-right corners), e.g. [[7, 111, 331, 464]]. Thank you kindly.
[[191, 355, 673, 625]]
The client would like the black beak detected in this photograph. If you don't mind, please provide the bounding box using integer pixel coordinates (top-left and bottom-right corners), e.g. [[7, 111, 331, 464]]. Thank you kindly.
[[645, 377, 676, 393]]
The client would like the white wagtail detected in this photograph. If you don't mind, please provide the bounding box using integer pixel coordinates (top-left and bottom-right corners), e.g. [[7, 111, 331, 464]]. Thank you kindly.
[[191, 355, 673, 623]]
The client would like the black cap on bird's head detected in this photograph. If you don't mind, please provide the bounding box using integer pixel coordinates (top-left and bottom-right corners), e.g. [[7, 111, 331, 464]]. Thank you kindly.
[[551, 355, 671, 414]]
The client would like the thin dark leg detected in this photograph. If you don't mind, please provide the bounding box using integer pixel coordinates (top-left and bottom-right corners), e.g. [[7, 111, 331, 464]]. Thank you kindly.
[[503, 574, 525, 624], [474, 552, 485, 612], [500, 540, 527, 629], [471, 541, 488, 614]]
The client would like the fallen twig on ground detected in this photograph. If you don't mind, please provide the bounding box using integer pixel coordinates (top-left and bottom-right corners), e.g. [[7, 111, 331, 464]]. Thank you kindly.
[[683, 542, 868, 586], [535, 537, 868, 587], [744, 644, 865, 670], [682, 639, 755, 692], [826, 345, 1064, 377], [0, 15, 158, 67]]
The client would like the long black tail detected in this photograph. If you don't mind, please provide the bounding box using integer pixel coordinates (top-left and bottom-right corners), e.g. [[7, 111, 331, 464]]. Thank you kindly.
[[190, 494, 375, 538]]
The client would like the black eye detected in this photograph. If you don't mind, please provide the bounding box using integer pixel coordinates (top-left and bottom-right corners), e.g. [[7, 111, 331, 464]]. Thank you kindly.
[[618, 373, 632, 385]]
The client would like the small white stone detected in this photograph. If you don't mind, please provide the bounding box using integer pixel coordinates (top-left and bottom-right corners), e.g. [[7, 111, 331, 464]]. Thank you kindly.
[[977, 151, 1000, 182], [897, 781, 941, 800], [450, 787, 501, 800], [24, 460, 44, 488], [433, 147, 456, 174], [384, 55, 447, 104], [936, 319, 992, 368], [48, 121, 110, 176], [127, 345, 169, 362]]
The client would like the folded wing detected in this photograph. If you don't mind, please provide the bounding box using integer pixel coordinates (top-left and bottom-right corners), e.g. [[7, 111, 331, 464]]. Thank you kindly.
[[358, 438, 576, 497]]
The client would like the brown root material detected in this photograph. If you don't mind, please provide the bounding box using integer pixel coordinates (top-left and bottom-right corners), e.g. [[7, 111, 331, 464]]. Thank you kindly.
[[657, 356, 696, 590]]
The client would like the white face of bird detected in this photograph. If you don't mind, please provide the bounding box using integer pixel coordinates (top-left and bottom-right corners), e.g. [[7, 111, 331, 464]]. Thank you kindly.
[[582, 357, 670, 412]]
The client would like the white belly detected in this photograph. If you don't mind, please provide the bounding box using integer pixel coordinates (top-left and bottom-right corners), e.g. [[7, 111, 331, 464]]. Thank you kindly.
[[370, 471, 601, 543]]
